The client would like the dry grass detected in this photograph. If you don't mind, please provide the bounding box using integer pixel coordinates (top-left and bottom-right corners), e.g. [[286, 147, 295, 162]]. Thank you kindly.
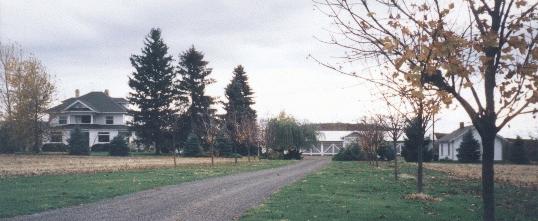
[[0, 154, 251, 177], [402, 193, 441, 202], [425, 163, 538, 188]]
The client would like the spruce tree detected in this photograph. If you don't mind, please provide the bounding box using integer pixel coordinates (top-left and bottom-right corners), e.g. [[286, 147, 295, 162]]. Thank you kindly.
[[457, 131, 481, 163], [223, 65, 257, 155], [183, 132, 203, 157], [177, 46, 216, 149], [401, 118, 433, 162], [128, 28, 176, 154], [509, 136, 529, 164], [215, 129, 233, 156]]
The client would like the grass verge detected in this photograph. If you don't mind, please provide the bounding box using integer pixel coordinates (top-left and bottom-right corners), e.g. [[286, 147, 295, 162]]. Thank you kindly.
[[241, 161, 537, 221], [0, 159, 293, 218]]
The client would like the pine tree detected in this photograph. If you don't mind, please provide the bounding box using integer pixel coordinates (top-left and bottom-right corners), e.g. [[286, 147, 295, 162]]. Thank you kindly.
[[128, 28, 176, 154], [183, 132, 204, 157], [402, 118, 433, 162], [223, 65, 257, 155], [215, 129, 233, 156], [177, 46, 215, 149], [509, 136, 529, 164], [457, 131, 481, 163], [68, 127, 89, 155]]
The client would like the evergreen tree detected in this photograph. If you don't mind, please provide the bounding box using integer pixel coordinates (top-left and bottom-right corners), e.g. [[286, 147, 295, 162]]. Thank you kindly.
[[109, 136, 129, 156], [223, 65, 257, 155], [402, 118, 433, 162], [128, 28, 176, 154], [215, 129, 233, 156], [183, 132, 203, 157], [68, 127, 89, 155], [177, 46, 215, 149], [509, 136, 529, 164], [457, 131, 481, 163]]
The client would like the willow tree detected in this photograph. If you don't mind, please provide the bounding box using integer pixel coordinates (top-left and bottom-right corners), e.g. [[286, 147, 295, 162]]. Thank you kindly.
[[316, 1, 538, 220], [265, 112, 318, 158]]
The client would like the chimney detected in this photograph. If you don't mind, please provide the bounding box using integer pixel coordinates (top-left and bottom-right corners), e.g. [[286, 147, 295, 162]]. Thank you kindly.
[[75, 89, 80, 97], [104, 89, 109, 96], [459, 122, 464, 129]]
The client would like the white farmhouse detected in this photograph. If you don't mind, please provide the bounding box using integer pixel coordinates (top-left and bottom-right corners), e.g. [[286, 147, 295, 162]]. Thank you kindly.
[[45, 90, 130, 147], [438, 123, 504, 161], [304, 123, 366, 156]]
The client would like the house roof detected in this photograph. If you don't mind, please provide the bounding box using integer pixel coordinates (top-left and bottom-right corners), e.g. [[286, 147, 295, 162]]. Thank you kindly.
[[48, 92, 128, 113], [438, 126, 474, 142], [317, 131, 354, 141], [438, 126, 505, 143]]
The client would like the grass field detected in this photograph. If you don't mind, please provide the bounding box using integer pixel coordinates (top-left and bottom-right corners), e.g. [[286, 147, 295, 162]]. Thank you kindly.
[[0, 159, 293, 218], [425, 163, 538, 189], [0, 154, 253, 177], [241, 161, 538, 221]]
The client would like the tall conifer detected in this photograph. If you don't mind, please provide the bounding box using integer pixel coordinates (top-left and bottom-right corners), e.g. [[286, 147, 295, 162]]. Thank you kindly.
[[128, 28, 176, 154]]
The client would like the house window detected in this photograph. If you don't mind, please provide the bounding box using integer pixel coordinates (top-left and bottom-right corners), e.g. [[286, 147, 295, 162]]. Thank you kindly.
[[51, 132, 63, 143], [98, 132, 110, 143], [58, 116, 67, 124], [75, 115, 91, 124], [106, 116, 114, 125]]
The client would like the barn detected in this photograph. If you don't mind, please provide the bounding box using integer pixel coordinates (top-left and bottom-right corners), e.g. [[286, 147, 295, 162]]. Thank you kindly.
[[303, 123, 369, 156]]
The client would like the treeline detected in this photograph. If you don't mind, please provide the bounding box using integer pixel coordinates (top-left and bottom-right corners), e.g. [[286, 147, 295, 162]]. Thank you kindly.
[[0, 42, 56, 153], [128, 28, 259, 157]]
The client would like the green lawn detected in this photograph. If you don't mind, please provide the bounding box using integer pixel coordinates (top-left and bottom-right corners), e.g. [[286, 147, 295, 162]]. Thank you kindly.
[[241, 161, 537, 221], [0, 160, 293, 218]]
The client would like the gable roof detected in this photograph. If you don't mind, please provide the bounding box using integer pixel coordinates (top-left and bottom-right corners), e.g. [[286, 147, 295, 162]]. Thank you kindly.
[[311, 123, 373, 131], [48, 92, 128, 113], [438, 126, 505, 143], [438, 126, 474, 142]]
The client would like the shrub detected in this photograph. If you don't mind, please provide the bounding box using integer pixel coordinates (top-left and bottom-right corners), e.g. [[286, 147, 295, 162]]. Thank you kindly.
[[91, 143, 112, 152], [509, 136, 529, 164], [333, 143, 363, 161], [183, 132, 204, 157], [457, 131, 481, 163], [283, 149, 302, 160], [68, 127, 89, 155], [109, 136, 129, 156], [42, 143, 68, 152]]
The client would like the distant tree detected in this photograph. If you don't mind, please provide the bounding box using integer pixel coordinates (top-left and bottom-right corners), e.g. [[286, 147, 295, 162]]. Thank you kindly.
[[265, 112, 318, 159], [357, 115, 386, 166], [215, 129, 233, 156], [177, 46, 216, 149], [223, 65, 257, 157], [457, 131, 481, 163], [68, 127, 89, 155], [109, 136, 129, 156], [402, 118, 432, 162], [183, 132, 204, 157], [128, 28, 176, 154], [510, 136, 530, 164]]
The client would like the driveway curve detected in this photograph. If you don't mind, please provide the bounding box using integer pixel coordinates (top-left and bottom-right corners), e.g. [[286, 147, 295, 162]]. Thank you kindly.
[[6, 158, 329, 221]]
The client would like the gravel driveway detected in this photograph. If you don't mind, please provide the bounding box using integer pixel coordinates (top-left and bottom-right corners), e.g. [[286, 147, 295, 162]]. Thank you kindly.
[[6, 158, 329, 221]]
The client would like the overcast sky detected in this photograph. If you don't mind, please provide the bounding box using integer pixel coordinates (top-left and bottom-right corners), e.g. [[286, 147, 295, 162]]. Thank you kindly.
[[1, 0, 536, 138]]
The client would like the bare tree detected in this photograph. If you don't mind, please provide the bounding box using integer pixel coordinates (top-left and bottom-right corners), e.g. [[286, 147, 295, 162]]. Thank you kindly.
[[383, 111, 405, 181], [201, 116, 219, 166], [315, 1, 538, 219], [357, 115, 386, 167]]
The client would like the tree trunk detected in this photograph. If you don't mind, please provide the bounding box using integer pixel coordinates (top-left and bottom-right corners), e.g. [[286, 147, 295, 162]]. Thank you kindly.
[[247, 144, 251, 162], [233, 145, 237, 165], [480, 129, 496, 221], [210, 143, 214, 166], [416, 114, 424, 193], [394, 140, 398, 181]]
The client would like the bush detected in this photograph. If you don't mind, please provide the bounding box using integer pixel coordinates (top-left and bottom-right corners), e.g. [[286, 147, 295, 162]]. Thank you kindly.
[[283, 149, 302, 160], [183, 132, 204, 157], [0, 122, 18, 153], [91, 143, 112, 152], [42, 143, 68, 152], [333, 143, 363, 161], [68, 127, 89, 155], [109, 136, 129, 156]]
